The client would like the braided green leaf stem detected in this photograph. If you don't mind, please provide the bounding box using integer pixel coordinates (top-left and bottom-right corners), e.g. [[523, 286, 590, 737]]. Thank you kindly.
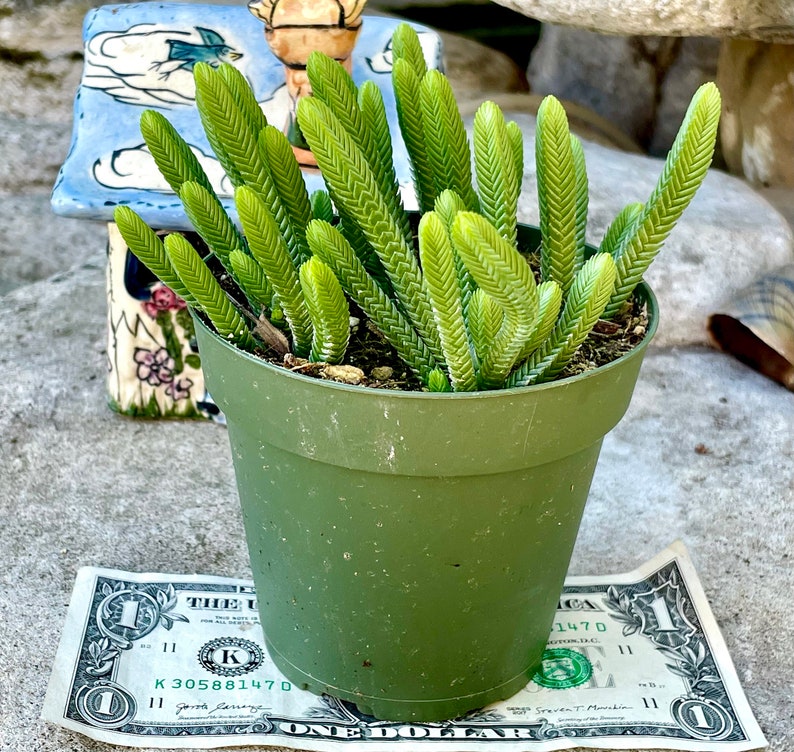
[[452, 212, 538, 389], [306, 220, 437, 381], [229, 249, 273, 310], [474, 101, 518, 245], [310, 190, 334, 223], [506, 121, 524, 200], [508, 253, 617, 387], [392, 59, 435, 213], [570, 134, 588, 274], [140, 110, 215, 197], [299, 257, 350, 364], [536, 95, 578, 293], [516, 280, 563, 363], [427, 368, 452, 392], [600, 202, 643, 258], [604, 82, 721, 318], [195, 65, 297, 266], [421, 70, 479, 212], [433, 189, 477, 312], [391, 23, 427, 79], [467, 288, 503, 366], [194, 62, 261, 190], [306, 50, 361, 144], [163, 233, 255, 351], [419, 212, 478, 391], [113, 206, 195, 305], [358, 80, 411, 246], [298, 95, 443, 362], [307, 53, 408, 247], [179, 181, 245, 273], [259, 125, 313, 265], [217, 63, 268, 137], [337, 215, 392, 294], [236, 186, 313, 357]]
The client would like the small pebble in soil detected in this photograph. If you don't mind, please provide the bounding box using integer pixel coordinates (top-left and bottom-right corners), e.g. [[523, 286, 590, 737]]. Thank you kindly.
[[370, 366, 394, 381], [321, 364, 365, 385]]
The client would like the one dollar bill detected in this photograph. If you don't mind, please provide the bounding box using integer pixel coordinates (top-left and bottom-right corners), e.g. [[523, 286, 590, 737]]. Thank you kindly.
[[43, 541, 766, 751]]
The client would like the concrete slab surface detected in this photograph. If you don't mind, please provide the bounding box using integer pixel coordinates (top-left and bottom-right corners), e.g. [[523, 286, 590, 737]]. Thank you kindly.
[[1, 1, 792, 750], [1, 257, 792, 751]]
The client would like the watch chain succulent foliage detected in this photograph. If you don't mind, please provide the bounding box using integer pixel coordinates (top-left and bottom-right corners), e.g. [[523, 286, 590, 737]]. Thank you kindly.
[[116, 23, 721, 393]]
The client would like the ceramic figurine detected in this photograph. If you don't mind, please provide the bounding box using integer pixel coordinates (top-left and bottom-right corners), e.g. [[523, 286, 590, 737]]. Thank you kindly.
[[248, 0, 368, 164]]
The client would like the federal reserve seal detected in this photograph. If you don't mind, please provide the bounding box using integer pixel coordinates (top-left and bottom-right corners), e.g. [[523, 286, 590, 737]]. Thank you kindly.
[[198, 637, 264, 677], [532, 648, 592, 689]]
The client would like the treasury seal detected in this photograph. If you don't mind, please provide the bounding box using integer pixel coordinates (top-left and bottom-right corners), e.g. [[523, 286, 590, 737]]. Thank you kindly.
[[532, 648, 592, 689], [198, 637, 264, 677]]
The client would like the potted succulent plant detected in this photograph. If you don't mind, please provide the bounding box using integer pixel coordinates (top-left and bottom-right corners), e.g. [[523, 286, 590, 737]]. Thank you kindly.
[[115, 24, 720, 722]]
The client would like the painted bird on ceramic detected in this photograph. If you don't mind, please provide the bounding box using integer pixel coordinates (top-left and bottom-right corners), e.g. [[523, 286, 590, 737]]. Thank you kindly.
[[153, 27, 242, 78]]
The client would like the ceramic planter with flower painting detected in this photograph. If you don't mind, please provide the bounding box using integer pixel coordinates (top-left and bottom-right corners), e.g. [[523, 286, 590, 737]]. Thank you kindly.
[[117, 24, 721, 721], [106, 237, 206, 419]]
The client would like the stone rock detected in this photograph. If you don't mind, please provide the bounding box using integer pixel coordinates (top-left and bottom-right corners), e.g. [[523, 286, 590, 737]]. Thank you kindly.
[[0, 0, 91, 57], [755, 185, 794, 230], [0, 12, 81, 186], [0, 54, 82, 125], [0, 1, 87, 194], [0, 116, 75, 194], [439, 30, 525, 99], [459, 92, 642, 153], [0, 261, 261, 751], [527, 24, 719, 154], [718, 39, 794, 187], [649, 36, 721, 154], [0, 0, 89, 126], [490, 0, 794, 42], [528, 26, 657, 147], [0, 194, 107, 296], [494, 113, 794, 347], [370, 0, 490, 8]]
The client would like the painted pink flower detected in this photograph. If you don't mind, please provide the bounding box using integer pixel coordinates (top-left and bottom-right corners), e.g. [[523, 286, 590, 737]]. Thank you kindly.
[[144, 285, 187, 318], [134, 347, 175, 386], [166, 377, 194, 401]]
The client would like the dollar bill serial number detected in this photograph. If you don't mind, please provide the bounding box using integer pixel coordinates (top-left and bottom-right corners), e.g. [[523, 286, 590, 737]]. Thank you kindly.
[[552, 621, 608, 632], [156, 678, 292, 691]]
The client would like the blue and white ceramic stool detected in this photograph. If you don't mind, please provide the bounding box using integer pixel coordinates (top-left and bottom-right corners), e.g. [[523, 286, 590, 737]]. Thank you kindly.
[[52, 2, 441, 419]]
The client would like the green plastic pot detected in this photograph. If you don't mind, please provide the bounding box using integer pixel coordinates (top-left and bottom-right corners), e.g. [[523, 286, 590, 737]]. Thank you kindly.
[[193, 231, 658, 722]]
